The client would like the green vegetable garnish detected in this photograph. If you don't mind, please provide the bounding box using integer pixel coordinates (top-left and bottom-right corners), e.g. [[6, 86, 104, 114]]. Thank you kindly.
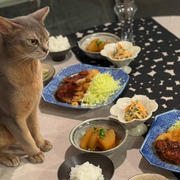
[[112, 48, 118, 57], [93, 126, 97, 131], [43, 71, 49, 80], [168, 120, 180, 132], [99, 128, 106, 138], [88, 148, 96, 151], [96, 40, 103, 46]]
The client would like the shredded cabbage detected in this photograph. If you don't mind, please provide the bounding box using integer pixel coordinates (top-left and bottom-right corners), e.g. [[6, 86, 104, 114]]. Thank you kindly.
[[168, 120, 180, 132], [81, 72, 121, 106]]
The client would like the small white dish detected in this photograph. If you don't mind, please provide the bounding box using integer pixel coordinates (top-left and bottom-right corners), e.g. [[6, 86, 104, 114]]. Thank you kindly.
[[129, 173, 168, 180], [100, 41, 141, 68], [110, 95, 158, 136], [120, 65, 132, 74]]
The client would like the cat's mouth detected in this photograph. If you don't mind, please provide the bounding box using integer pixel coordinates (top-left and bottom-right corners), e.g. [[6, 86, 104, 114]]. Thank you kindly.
[[39, 52, 49, 60]]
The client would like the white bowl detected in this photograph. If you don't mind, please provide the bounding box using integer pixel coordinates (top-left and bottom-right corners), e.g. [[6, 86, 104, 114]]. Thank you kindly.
[[129, 173, 168, 180], [100, 41, 141, 67], [110, 95, 158, 136], [78, 32, 120, 59]]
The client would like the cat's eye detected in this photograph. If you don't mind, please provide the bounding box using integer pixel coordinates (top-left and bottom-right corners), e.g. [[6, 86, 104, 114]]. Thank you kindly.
[[28, 39, 39, 46]]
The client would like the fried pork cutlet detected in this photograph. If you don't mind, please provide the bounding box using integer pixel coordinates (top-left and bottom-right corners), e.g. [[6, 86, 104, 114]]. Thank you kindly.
[[155, 129, 180, 165], [55, 83, 78, 104], [55, 69, 99, 105], [63, 70, 89, 83]]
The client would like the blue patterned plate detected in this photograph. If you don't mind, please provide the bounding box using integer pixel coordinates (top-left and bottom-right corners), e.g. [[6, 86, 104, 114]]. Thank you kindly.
[[140, 109, 180, 173], [42, 64, 129, 109]]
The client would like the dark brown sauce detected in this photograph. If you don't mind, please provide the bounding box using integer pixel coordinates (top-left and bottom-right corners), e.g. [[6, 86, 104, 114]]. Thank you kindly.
[[88, 138, 120, 151], [154, 139, 180, 165]]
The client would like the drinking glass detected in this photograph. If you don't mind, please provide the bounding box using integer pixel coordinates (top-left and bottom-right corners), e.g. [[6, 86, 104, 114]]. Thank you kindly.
[[114, 0, 137, 43]]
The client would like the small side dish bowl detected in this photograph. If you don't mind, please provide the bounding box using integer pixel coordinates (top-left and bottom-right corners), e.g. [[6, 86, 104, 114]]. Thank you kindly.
[[78, 32, 120, 59], [129, 173, 168, 180], [100, 41, 141, 67], [57, 153, 114, 180], [69, 117, 128, 157], [110, 95, 158, 136], [42, 63, 55, 85]]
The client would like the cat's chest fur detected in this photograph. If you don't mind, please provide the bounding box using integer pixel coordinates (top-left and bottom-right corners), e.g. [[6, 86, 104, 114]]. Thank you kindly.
[[0, 60, 43, 118]]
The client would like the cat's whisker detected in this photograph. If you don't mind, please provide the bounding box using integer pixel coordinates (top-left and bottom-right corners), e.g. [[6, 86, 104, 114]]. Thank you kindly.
[[19, 51, 37, 64], [19, 56, 29, 62], [16, 56, 31, 65]]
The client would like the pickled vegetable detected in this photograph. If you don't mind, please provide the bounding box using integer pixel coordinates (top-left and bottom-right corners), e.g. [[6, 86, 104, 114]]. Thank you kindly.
[[87, 127, 102, 150], [79, 126, 118, 151], [87, 38, 109, 52], [124, 101, 148, 121], [98, 129, 116, 150], [111, 43, 132, 59], [79, 127, 94, 149]]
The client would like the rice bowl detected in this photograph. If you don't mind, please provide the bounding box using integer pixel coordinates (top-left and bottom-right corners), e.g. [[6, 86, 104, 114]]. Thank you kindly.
[[70, 161, 104, 180]]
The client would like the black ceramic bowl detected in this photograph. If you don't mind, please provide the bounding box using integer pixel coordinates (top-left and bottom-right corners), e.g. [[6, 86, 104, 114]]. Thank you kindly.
[[57, 153, 114, 180], [49, 47, 71, 61]]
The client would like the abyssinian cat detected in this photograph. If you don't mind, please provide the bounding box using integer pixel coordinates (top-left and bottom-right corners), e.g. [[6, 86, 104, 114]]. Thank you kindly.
[[0, 6, 53, 167]]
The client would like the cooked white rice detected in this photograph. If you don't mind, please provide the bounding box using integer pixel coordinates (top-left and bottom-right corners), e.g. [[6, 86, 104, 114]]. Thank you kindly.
[[49, 35, 70, 52], [70, 161, 104, 180]]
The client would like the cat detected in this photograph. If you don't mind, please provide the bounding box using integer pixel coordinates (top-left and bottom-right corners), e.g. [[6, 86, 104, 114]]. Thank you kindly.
[[0, 6, 53, 167]]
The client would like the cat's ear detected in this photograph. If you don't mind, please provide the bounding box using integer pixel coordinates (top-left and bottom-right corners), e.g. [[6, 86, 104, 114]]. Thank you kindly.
[[30, 6, 49, 25], [0, 16, 23, 35]]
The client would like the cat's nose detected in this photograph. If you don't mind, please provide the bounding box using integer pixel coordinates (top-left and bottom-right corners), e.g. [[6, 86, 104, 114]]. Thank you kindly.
[[42, 47, 48, 53]]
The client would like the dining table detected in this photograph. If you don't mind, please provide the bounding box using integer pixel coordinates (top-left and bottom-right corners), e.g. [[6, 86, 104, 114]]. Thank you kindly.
[[0, 16, 179, 180]]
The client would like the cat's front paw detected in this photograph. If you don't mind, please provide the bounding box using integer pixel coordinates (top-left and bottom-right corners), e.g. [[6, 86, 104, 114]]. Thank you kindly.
[[28, 151, 44, 163], [0, 153, 20, 167], [38, 139, 53, 152]]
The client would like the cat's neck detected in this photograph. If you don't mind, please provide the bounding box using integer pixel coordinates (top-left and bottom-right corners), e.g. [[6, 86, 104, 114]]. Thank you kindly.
[[2, 58, 42, 87]]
